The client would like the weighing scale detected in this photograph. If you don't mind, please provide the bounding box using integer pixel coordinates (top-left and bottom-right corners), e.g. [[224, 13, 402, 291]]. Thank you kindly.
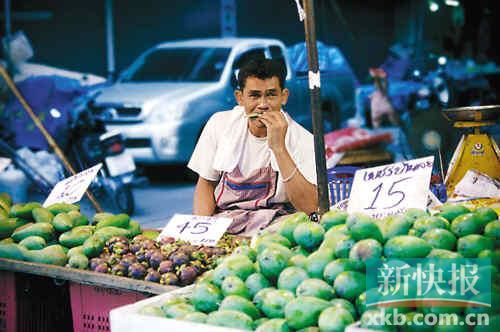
[[442, 105, 500, 197]]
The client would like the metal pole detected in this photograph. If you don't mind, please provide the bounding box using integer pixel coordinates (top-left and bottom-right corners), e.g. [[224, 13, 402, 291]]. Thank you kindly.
[[302, 0, 329, 214], [4, 0, 11, 37], [105, 0, 115, 81], [0, 66, 104, 212]]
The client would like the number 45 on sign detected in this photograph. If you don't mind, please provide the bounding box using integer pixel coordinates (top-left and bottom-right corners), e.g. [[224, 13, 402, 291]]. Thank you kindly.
[[158, 214, 233, 246]]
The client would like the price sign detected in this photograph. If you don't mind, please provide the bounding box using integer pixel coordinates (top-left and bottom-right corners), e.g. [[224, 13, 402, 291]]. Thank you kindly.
[[158, 214, 233, 246], [43, 163, 102, 207], [347, 156, 434, 219]]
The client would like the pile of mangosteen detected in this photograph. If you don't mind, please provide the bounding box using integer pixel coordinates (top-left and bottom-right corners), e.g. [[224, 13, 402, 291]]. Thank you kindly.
[[89, 234, 246, 286]]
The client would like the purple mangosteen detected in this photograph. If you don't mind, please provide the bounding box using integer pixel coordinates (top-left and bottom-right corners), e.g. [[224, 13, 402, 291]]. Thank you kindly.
[[128, 262, 147, 279], [160, 272, 179, 286]]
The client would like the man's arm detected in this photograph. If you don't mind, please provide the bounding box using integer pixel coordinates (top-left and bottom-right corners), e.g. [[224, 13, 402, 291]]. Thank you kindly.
[[259, 112, 318, 214], [274, 148, 318, 214], [193, 176, 218, 216]]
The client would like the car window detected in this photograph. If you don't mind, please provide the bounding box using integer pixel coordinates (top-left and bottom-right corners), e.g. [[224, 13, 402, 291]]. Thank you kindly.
[[123, 47, 231, 82]]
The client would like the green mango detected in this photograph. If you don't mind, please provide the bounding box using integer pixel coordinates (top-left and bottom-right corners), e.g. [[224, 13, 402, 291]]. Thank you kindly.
[[23, 244, 68, 266], [93, 226, 129, 243], [0, 192, 13, 208], [82, 236, 104, 258], [296, 278, 335, 300], [305, 249, 335, 279], [67, 245, 85, 257], [31, 207, 54, 224], [219, 295, 260, 319], [125, 220, 141, 238], [0, 217, 29, 239], [0, 243, 28, 260], [318, 306, 355, 332], [277, 266, 309, 293], [221, 275, 251, 299], [52, 213, 74, 233], [9, 202, 42, 220], [260, 289, 295, 319], [95, 213, 130, 229], [437, 204, 470, 222], [320, 210, 348, 231], [284, 296, 330, 330], [59, 226, 94, 248], [67, 253, 89, 269], [67, 210, 88, 227], [161, 303, 195, 318], [182, 312, 207, 323], [293, 222, 325, 252], [349, 238, 383, 263], [333, 271, 366, 301], [457, 234, 493, 258], [46, 202, 79, 215], [190, 282, 223, 313], [384, 235, 432, 258], [323, 258, 365, 284], [256, 318, 290, 332], [277, 212, 308, 244], [19, 235, 47, 250], [206, 309, 253, 330], [11, 222, 55, 242], [346, 213, 383, 243]]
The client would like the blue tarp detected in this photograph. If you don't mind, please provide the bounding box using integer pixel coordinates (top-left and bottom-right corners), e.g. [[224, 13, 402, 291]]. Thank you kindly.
[[2, 75, 89, 150]]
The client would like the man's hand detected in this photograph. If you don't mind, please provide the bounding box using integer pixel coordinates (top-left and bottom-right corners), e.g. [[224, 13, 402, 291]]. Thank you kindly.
[[258, 111, 288, 152]]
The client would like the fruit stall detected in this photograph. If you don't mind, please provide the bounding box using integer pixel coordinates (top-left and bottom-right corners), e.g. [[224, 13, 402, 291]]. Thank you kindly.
[[0, 193, 247, 332], [1, 187, 499, 332]]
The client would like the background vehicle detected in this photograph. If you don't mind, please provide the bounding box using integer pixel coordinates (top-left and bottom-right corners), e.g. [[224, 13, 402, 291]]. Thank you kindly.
[[90, 38, 358, 165], [67, 92, 137, 214]]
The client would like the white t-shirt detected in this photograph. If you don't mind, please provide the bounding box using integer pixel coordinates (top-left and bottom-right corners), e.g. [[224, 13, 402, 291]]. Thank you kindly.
[[188, 107, 317, 204]]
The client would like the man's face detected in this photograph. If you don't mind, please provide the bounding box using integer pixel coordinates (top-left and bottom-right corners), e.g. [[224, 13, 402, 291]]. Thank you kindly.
[[235, 76, 289, 131]]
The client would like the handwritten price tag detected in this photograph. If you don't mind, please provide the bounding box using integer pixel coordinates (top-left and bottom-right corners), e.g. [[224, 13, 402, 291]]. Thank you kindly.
[[43, 163, 102, 207], [347, 156, 434, 219], [158, 214, 233, 246]]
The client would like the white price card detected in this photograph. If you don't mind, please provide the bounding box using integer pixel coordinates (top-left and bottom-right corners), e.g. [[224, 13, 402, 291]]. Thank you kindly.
[[158, 214, 233, 246], [43, 163, 102, 207], [0, 157, 11, 172], [347, 156, 434, 219]]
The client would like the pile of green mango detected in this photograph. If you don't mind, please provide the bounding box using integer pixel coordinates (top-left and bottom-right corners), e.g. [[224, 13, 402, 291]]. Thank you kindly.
[[138, 204, 499, 331], [0, 192, 142, 268]]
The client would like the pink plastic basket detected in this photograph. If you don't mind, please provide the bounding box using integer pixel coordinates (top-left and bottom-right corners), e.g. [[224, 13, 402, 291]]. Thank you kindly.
[[0, 271, 16, 332], [69, 282, 147, 332]]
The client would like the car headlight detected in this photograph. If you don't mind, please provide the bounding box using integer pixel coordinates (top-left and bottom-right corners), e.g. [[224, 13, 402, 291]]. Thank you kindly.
[[147, 102, 187, 123]]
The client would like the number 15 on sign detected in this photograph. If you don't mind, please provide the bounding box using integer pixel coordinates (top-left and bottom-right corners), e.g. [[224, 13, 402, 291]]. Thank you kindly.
[[347, 156, 434, 219]]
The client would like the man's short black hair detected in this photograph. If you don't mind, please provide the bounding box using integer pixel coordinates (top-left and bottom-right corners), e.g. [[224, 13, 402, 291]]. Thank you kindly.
[[237, 58, 287, 91]]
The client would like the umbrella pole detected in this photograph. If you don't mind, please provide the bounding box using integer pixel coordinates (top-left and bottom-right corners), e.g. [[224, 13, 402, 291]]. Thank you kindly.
[[302, 0, 330, 214], [0, 65, 103, 212]]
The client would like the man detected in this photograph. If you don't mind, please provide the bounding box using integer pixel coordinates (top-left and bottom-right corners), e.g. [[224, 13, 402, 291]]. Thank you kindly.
[[188, 59, 318, 236]]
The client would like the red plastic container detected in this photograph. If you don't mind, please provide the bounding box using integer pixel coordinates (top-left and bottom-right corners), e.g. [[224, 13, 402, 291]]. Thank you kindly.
[[0, 271, 16, 332], [69, 283, 147, 332]]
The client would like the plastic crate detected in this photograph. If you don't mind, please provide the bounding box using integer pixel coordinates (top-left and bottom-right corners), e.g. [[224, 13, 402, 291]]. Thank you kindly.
[[70, 283, 148, 332], [327, 166, 359, 205], [0, 271, 16, 332]]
